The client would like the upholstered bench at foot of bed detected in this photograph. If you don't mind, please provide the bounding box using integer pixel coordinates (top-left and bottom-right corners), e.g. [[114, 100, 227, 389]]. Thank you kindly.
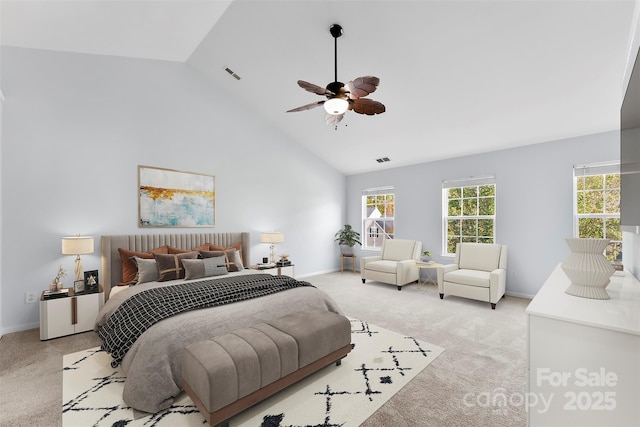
[[182, 309, 352, 427]]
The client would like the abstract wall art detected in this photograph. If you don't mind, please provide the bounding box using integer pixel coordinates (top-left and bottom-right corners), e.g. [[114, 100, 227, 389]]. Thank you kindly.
[[138, 165, 215, 227]]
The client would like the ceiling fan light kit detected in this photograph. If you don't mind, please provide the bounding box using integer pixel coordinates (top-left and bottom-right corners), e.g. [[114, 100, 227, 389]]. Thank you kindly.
[[287, 23, 385, 126], [324, 98, 349, 115]]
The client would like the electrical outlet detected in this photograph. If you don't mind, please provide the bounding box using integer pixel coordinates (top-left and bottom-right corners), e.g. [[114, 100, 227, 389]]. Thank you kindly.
[[25, 291, 38, 304]]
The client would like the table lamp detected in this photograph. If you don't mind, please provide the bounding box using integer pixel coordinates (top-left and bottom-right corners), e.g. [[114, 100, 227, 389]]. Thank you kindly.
[[62, 235, 94, 281], [261, 232, 284, 264]]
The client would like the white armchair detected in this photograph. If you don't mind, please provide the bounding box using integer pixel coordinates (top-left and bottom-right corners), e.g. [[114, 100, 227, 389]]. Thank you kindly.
[[436, 242, 508, 309], [361, 239, 422, 291]]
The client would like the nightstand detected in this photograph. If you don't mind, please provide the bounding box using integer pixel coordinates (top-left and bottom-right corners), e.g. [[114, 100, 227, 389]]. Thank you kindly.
[[250, 265, 296, 278], [39, 287, 104, 340]]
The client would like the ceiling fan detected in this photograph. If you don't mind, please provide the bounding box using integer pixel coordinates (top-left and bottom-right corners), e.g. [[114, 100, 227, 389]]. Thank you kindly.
[[286, 24, 385, 127]]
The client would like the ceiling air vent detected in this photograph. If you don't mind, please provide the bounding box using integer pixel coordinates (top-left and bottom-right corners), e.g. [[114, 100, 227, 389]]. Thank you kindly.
[[224, 67, 241, 80], [376, 157, 391, 163]]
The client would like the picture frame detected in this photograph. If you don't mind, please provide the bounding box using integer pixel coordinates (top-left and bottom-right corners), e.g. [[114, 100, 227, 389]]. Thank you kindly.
[[138, 165, 216, 228], [73, 280, 85, 294], [84, 270, 99, 293]]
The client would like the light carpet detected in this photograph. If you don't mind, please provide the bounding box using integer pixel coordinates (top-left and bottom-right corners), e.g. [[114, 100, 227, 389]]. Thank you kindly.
[[63, 319, 444, 427]]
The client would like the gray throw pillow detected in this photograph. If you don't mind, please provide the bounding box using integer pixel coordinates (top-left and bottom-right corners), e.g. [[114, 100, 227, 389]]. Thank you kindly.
[[131, 256, 158, 284]]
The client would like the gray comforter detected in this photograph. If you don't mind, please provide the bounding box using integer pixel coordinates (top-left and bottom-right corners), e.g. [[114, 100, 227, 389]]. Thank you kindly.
[[94, 272, 344, 414]]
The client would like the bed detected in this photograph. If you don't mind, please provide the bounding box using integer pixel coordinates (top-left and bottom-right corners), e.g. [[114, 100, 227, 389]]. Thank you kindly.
[[95, 232, 344, 414]]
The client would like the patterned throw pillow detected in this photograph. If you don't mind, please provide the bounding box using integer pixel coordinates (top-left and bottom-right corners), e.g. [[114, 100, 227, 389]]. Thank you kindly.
[[153, 252, 198, 281], [182, 256, 228, 280], [200, 249, 243, 272]]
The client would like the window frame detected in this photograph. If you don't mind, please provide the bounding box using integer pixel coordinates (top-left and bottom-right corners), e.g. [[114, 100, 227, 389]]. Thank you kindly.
[[573, 161, 621, 261], [361, 186, 395, 250], [442, 176, 496, 256]]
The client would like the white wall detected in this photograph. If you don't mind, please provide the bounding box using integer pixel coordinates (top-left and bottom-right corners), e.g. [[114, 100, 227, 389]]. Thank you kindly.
[[0, 47, 346, 334], [346, 131, 620, 298]]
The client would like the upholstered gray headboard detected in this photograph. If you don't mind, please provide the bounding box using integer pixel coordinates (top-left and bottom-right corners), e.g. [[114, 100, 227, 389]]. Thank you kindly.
[[101, 232, 250, 299]]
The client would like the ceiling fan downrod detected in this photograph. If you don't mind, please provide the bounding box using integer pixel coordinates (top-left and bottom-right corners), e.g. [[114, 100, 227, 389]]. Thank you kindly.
[[330, 24, 343, 85]]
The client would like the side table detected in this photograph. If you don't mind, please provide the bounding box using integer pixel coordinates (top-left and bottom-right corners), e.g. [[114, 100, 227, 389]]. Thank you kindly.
[[250, 264, 295, 278], [414, 261, 442, 288], [340, 254, 357, 274]]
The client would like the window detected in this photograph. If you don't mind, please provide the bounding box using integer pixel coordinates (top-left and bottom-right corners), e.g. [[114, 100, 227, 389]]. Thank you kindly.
[[574, 162, 621, 261], [442, 176, 496, 255], [362, 186, 395, 249]]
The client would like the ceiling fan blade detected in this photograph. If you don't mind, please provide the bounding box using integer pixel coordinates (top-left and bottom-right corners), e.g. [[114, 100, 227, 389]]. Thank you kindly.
[[286, 100, 325, 113], [298, 80, 335, 96], [325, 113, 344, 126], [345, 76, 380, 99], [350, 98, 386, 115]]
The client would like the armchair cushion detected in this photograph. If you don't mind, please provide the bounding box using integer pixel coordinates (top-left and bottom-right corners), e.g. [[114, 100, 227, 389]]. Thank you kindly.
[[381, 240, 418, 261], [458, 243, 502, 271], [445, 269, 491, 288], [365, 260, 403, 274]]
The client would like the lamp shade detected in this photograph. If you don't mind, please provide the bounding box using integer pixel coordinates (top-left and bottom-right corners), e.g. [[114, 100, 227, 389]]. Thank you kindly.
[[261, 232, 284, 244], [62, 236, 94, 255], [324, 98, 349, 115]]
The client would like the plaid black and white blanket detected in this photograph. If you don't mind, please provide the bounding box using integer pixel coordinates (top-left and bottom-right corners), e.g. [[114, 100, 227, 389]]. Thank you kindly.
[[97, 274, 313, 367]]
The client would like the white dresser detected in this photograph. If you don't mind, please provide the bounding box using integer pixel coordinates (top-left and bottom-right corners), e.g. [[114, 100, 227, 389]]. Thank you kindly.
[[526, 265, 640, 426]]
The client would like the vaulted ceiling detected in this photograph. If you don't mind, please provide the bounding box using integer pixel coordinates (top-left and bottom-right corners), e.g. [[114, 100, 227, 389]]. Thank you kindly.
[[2, 0, 637, 175]]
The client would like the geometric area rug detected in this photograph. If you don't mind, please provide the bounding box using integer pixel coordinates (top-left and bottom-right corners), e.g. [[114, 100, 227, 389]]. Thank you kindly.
[[63, 320, 444, 427]]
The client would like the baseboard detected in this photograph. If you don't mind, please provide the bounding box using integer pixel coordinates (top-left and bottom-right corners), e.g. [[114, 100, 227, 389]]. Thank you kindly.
[[505, 291, 534, 300], [296, 268, 351, 278]]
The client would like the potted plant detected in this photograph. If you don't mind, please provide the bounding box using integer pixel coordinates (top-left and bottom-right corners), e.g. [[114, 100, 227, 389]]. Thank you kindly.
[[421, 250, 432, 262], [334, 224, 362, 255]]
